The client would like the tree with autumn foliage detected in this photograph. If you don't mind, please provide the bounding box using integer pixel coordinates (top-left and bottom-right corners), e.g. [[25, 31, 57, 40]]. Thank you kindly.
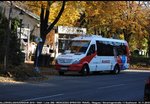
[[77, 1, 144, 39]]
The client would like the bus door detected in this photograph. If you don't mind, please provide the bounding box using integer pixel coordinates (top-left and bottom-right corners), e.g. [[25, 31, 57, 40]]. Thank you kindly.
[[87, 44, 97, 71], [96, 41, 115, 71]]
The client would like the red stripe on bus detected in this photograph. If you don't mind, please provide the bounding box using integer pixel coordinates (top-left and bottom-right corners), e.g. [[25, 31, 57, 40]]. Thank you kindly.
[[80, 52, 97, 64]]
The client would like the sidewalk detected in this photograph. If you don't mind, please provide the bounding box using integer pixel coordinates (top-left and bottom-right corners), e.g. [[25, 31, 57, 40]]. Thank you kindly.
[[124, 69, 150, 72], [40, 67, 58, 76]]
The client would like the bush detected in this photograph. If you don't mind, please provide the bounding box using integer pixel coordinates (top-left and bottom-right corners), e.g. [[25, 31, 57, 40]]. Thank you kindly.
[[130, 56, 150, 68]]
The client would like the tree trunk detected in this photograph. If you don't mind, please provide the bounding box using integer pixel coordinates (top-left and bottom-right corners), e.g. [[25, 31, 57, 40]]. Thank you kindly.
[[34, 1, 66, 68]]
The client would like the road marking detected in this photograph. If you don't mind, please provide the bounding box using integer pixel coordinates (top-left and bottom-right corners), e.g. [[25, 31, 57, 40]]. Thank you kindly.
[[98, 84, 125, 90], [21, 93, 64, 101]]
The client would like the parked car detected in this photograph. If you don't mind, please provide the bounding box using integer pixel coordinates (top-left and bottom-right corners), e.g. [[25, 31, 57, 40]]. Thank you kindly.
[[144, 76, 150, 101]]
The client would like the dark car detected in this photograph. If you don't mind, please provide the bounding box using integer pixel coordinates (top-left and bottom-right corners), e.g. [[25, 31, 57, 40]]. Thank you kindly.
[[144, 76, 150, 101]]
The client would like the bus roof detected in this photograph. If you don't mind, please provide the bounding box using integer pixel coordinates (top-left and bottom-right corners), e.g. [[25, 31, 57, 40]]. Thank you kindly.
[[72, 35, 127, 43]]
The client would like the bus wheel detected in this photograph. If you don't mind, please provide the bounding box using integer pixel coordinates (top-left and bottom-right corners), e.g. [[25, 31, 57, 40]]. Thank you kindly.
[[59, 71, 64, 75], [113, 65, 120, 74], [81, 65, 89, 76]]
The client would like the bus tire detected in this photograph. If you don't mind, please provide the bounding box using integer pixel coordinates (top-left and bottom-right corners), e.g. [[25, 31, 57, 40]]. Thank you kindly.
[[59, 71, 64, 75], [113, 65, 120, 74], [81, 64, 89, 76]]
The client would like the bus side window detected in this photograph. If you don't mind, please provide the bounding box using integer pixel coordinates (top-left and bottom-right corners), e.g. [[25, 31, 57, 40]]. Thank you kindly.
[[96, 41, 114, 56], [87, 44, 95, 56]]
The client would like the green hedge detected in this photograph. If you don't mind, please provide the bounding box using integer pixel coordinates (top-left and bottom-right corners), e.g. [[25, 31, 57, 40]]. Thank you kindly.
[[130, 56, 150, 66]]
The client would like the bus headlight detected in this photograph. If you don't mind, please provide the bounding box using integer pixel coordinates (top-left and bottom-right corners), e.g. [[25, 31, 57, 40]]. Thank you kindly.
[[72, 60, 80, 64]]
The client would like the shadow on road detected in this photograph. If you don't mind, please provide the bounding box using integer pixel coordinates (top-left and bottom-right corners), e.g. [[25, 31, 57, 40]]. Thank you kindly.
[[60, 71, 126, 77]]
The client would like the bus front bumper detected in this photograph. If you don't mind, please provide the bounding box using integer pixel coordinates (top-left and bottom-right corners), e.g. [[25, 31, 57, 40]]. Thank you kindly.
[[55, 64, 83, 72]]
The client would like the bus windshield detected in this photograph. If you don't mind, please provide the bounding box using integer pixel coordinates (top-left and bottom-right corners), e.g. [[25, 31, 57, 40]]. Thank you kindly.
[[65, 40, 90, 54]]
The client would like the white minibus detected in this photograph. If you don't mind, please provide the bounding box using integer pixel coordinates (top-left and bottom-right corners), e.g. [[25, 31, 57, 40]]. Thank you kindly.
[[55, 35, 130, 75]]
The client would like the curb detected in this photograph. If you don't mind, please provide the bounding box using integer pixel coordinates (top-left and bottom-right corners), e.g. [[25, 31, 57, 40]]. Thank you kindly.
[[123, 69, 150, 72]]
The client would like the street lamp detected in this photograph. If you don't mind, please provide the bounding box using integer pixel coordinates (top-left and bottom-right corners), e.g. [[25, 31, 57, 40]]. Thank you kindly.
[[19, 10, 24, 50]]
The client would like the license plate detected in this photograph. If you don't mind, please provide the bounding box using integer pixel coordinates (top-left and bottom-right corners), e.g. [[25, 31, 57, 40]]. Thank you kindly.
[[61, 67, 68, 70]]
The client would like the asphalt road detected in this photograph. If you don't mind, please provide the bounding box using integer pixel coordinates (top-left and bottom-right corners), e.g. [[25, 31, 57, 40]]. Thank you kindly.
[[0, 70, 150, 102]]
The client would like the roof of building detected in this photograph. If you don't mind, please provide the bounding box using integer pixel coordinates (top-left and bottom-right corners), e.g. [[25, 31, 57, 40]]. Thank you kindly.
[[5, 1, 40, 21]]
